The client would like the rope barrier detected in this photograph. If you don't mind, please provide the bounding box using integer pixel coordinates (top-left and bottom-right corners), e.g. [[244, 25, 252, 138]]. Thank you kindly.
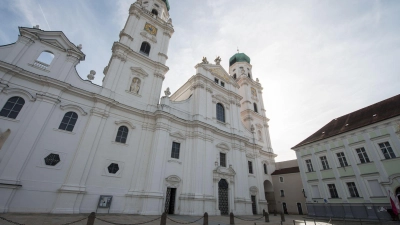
[[96, 216, 162, 225], [0, 216, 25, 225], [60, 217, 88, 225], [166, 216, 204, 224], [233, 214, 265, 221]]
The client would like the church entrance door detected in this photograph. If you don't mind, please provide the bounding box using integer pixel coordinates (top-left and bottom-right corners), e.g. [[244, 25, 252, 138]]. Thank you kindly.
[[251, 195, 257, 215], [218, 179, 229, 215], [164, 188, 176, 214]]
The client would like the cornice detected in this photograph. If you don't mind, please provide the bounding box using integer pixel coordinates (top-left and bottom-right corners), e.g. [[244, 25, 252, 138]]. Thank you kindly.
[[119, 30, 134, 41], [112, 42, 169, 73], [0, 61, 265, 149], [129, 4, 174, 34]]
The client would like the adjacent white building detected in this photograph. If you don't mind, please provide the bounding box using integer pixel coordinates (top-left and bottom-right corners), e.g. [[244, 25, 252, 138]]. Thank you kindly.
[[292, 94, 400, 220], [0, 0, 277, 215]]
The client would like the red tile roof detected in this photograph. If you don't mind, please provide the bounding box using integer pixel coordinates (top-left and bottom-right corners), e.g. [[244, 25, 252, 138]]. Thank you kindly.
[[292, 94, 400, 149], [271, 166, 300, 175]]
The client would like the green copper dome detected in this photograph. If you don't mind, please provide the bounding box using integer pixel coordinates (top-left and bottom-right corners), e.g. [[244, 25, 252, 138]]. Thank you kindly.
[[162, 0, 170, 11], [229, 53, 251, 66]]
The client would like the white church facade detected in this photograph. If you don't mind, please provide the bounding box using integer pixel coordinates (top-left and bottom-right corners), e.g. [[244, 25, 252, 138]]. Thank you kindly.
[[0, 0, 277, 215]]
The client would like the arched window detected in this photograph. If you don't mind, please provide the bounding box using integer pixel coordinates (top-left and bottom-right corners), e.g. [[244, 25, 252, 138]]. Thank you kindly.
[[264, 163, 268, 174], [140, 42, 151, 56], [0, 96, 25, 119], [233, 74, 236, 79], [216, 103, 225, 123], [59, 112, 78, 132], [36, 51, 54, 65], [115, 126, 129, 144], [151, 9, 158, 16], [253, 103, 258, 113], [248, 73, 251, 78]]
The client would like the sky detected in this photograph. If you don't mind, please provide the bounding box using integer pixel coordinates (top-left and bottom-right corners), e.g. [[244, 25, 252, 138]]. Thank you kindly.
[[1, 0, 399, 162]]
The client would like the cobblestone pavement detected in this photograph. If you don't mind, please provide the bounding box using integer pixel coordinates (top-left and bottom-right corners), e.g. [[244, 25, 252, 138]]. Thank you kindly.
[[3, 213, 388, 225]]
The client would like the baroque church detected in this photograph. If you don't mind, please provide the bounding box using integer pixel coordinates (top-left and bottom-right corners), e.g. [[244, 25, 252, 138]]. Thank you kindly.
[[0, 0, 277, 215]]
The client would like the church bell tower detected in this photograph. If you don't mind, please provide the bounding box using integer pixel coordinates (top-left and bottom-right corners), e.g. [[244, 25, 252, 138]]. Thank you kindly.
[[229, 52, 274, 153], [102, 0, 174, 108]]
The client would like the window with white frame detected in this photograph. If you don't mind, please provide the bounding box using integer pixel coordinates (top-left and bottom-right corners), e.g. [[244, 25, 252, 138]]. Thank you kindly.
[[320, 156, 330, 170], [311, 185, 321, 198], [336, 152, 348, 167], [248, 161, 253, 174], [280, 190, 285, 197], [355, 147, 370, 163], [171, 142, 180, 159], [264, 163, 268, 174], [305, 159, 314, 172], [378, 142, 396, 159], [115, 126, 129, 144], [347, 182, 360, 197], [279, 177, 284, 183], [327, 184, 339, 198], [367, 180, 384, 197], [0, 96, 25, 119], [220, 152, 226, 167]]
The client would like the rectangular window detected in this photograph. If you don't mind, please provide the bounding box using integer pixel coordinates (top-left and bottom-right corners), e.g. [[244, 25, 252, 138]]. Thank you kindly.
[[280, 190, 285, 197], [379, 142, 396, 159], [220, 153, 226, 167], [171, 142, 180, 159], [214, 78, 219, 84], [328, 184, 339, 198], [368, 180, 384, 197], [336, 152, 348, 167], [279, 177, 284, 183], [311, 185, 321, 198], [347, 182, 360, 197], [305, 159, 314, 172], [320, 156, 330, 170], [355, 147, 370, 163], [248, 161, 253, 174], [221, 82, 225, 87]]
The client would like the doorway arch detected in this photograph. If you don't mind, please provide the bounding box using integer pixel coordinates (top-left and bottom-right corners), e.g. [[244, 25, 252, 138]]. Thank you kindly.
[[264, 180, 275, 213]]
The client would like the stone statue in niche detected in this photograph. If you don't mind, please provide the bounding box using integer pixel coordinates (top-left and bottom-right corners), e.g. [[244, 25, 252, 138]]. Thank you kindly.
[[251, 87, 257, 98], [130, 78, 141, 94]]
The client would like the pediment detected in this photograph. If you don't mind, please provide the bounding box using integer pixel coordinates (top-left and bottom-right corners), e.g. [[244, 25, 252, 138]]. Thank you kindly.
[[213, 166, 236, 176], [213, 94, 229, 105], [216, 142, 230, 151], [202, 64, 239, 88], [170, 131, 185, 140], [19, 27, 85, 59], [130, 67, 149, 77], [42, 39, 66, 51]]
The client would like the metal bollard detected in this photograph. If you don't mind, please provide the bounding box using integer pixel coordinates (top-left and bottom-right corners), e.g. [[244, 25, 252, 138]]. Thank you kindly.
[[230, 212, 234, 225], [86, 212, 96, 225], [160, 212, 167, 225], [203, 212, 208, 225], [265, 212, 269, 222], [280, 212, 285, 222]]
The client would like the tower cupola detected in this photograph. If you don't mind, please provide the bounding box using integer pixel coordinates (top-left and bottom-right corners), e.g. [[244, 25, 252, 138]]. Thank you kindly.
[[229, 53, 251, 66]]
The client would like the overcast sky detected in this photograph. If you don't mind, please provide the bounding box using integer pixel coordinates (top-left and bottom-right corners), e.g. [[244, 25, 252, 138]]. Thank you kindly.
[[1, 0, 399, 162]]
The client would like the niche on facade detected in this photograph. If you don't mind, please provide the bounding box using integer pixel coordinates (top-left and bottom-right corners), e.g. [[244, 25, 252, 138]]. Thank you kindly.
[[127, 67, 148, 96]]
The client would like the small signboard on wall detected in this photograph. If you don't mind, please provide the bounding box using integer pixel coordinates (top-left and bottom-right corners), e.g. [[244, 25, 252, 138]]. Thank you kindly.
[[97, 195, 113, 213]]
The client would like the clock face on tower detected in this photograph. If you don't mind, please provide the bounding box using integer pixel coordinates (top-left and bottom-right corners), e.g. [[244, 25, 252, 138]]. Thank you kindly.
[[144, 23, 158, 36]]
